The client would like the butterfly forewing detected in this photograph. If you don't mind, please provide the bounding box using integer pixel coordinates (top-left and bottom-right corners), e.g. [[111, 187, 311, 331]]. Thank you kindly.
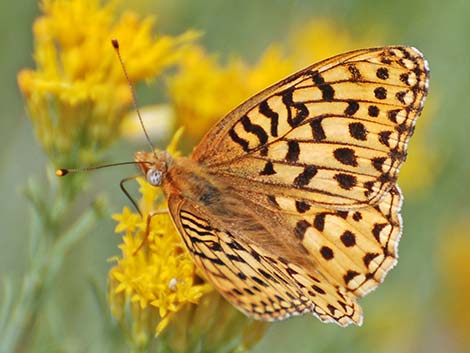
[[192, 46, 429, 208]]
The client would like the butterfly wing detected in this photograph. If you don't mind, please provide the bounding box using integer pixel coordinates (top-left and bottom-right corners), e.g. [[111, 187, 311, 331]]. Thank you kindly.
[[167, 183, 402, 325], [192, 46, 429, 208], [165, 46, 429, 326], [279, 185, 403, 299], [167, 194, 363, 326]]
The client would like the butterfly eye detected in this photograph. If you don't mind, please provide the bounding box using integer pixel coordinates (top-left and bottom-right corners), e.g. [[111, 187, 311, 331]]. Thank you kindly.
[[146, 168, 163, 186]]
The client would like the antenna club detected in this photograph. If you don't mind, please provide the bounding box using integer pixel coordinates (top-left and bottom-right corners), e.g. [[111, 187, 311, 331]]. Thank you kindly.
[[111, 39, 119, 49], [56, 169, 69, 177]]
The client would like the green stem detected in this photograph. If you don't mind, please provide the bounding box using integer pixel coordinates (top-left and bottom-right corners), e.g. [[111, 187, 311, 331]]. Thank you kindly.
[[0, 177, 105, 353], [47, 198, 105, 285]]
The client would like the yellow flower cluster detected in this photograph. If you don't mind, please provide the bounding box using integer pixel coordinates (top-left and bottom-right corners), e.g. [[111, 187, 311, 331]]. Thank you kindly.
[[110, 178, 213, 336], [109, 131, 213, 336], [18, 0, 196, 166]]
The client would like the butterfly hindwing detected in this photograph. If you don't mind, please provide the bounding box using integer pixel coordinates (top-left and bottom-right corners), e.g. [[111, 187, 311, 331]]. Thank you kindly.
[[167, 195, 363, 326], [192, 46, 429, 208], [280, 185, 403, 299]]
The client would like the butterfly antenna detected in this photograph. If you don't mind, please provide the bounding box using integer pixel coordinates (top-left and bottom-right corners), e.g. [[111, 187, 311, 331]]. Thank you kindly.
[[56, 161, 151, 177], [111, 39, 157, 158]]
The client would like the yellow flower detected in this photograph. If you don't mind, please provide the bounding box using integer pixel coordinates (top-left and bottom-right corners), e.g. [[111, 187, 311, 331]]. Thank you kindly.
[[18, 0, 197, 167], [109, 177, 213, 336], [113, 206, 142, 234]]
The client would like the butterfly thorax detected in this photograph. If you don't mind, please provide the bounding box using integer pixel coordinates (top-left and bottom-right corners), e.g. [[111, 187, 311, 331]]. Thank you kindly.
[[134, 150, 221, 207], [163, 157, 222, 205]]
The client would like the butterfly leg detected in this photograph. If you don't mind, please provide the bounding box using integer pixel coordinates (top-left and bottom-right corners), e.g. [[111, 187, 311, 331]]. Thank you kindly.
[[120, 175, 142, 216], [133, 208, 169, 255]]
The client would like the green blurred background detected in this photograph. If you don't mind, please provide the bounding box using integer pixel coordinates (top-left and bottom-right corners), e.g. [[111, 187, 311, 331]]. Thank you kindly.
[[1, 0, 470, 352]]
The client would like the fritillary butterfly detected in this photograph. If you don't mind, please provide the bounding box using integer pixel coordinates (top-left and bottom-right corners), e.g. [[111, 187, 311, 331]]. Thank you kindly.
[[135, 46, 429, 326]]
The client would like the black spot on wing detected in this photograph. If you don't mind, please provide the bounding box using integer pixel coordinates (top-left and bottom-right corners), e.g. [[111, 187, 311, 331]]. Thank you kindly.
[[310, 71, 334, 100], [241, 115, 268, 147], [344, 270, 360, 285], [352, 211, 362, 221], [349, 122, 368, 141], [344, 100, 359, 116], [260, 161, 276, 175], [376, 67, 389, 80], [374, 87, 387, 100], [348, 65, 362, 80], [295, 200, 311, 213], [294, 166, 318, 187], [333, 148, 358, 167], [286, 141, 300, 162], [259, 100, 279, 137], [252, 276, 269, 287], [267, 195, 280, 208], [312, 285, 326, 295], [340, 231, 356, 247], [372, 157, 386, 172], [229, 127, 249, 151], [238, 272, 247, 280], [336, 211, 348, 219], [378, 131, 392, 147], [310, 118, 326, 141], [396, 91, 410, 104], [368, 105, 380, 117], [400, 73, 410, 85], [320, 84, 335, 101], [310, 71, 325, 85], [327, 304, 337, 315], [372, 223, 387, 243], [388, 109, 401, 123], [320, 246, 334, 260], [295, 220, 310, 240], [363, 253, 380, 267], [313, 213, 326, 231], [334, 173, 357, 190]]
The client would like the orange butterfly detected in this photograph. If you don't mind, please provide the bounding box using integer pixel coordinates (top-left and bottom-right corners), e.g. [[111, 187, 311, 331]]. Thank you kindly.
[[63, 45, 430, 326]]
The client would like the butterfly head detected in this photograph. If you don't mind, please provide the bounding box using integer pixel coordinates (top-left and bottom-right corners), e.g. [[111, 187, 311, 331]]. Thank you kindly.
[[135, 150, 173, 187]]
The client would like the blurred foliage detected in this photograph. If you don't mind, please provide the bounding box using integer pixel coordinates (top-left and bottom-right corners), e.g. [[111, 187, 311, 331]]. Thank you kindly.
[[1, 0, 470, 353]]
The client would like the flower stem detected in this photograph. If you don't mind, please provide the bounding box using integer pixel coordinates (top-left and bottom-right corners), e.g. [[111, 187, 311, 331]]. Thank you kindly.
[[0, 175, 105, 353]]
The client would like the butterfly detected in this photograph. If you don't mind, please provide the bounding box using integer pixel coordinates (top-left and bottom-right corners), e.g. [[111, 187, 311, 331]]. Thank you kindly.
[[134, 46, 429, 326]]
